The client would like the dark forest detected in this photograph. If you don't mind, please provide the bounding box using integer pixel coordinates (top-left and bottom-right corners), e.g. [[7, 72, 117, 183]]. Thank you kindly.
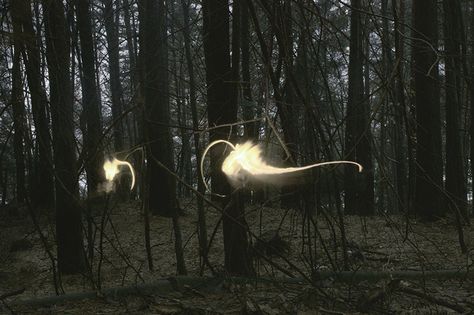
[[0, 0, 474, 313]]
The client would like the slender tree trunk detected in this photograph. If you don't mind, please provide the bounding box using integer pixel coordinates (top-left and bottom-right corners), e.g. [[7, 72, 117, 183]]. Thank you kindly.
[[177, 96, 192, 198], [120, 0, 142, 199], [180, 0, 208, 267], [443, 0, 468, 222], [103, 0, 132, 200], [344, 0, 374, 216], [169, 6, 192, 198], [203, 0, 253, 276], [363, 8, 376, 211], [381, 0, 397, 213], [240, 1, 262, 204], [412, 0, 444, 220], [121, 0, 138, 144], [246, 0, 294, 205], [275, 0, 300, 210], [392, 0, 408, 212], [13, 0, 54, 209], [471, 1, 474, 217], [11, 50, 26, 204], [139, 0, 177, 217], [103, 0, 125, 151], [139, 0, 186, 274], [43, 0, 85, 274], [241, 3, 256, 140], [123, 0, 137, 91], [203, 0, 233, 198], [230, 0, 241, 118], [254, 0, 300, 209], [75, 0, 104, 194], [75, 0, 105, 263], [296, 35, 317, 216], [10, 8, 27, 204], [172, 211, 187, 275]]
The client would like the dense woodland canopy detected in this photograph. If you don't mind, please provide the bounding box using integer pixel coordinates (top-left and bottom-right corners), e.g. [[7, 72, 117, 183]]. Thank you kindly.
[[1, 0, 474, 308]]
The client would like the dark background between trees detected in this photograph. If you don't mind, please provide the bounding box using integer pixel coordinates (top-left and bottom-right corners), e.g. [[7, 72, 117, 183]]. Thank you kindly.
[[0, 0, 473, 287]]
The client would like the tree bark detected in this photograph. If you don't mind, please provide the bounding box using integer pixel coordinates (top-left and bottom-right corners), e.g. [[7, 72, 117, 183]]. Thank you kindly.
[[12, 0, 54, 209], [122, 0, 137, 92], [470, 0, 474, 217], [180, 0, 208, 268], [10, 5, 27, 204], [43, 0, 85, 274], [443, 0, 468, 222], [139, 0, 177, 217], [103, 0, 125, 151], [169, 4, 192, 198], [203, 0, 253, 276], [241, 3, 256, 140], [344, 0, 374, 216], [278, 1, 300, 210], [139, 0, 186, 273], [122, 0, 139, 148], [75, 0, 104, 194], [412, 0, 444, 220], [392, 0, 408, 212]]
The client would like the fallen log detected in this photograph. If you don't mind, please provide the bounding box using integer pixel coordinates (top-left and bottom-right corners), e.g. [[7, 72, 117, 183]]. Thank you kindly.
[[10, 269, 473, 307]]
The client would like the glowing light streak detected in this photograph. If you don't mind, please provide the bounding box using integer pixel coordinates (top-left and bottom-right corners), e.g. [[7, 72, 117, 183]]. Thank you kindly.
[[201, 140, 363, 196], [103, 158, 136, 191]]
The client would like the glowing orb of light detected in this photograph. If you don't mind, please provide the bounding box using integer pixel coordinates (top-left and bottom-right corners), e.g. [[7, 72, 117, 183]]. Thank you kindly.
[[103, 158, 136, 190], [202, 140, 363, 195]]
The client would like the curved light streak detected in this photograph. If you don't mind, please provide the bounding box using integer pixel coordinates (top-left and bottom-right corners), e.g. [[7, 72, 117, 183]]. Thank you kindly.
[[202, 140, 363, 196], [103, 158, 136, 191]]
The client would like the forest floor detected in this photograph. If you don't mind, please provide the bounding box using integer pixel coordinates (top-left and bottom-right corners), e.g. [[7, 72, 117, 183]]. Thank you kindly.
[[1, 198, 474, 314]]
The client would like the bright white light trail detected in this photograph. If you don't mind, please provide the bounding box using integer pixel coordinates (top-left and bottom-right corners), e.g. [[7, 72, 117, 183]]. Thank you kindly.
[[201, 140, 363, 196], [103, 158, 136, 191]]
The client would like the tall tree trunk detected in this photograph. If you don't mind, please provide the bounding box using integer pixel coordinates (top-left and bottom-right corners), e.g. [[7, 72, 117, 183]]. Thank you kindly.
[[139, 0, 176, 217], [121, 0, 142, 199], [122, 0, 137, 92], [240, 1, 262, 204], [230, 0, 241, 118], [412, 0, 444, 220], [180, 0, 208, 267], [392, 0, 408, 212], [43, 0, 85, 274], [104, 0, 132, 199], [169, 4, 191, 198], [203, 0, 253, 276], [363, 8, 376, 211], [241, 3, 256, 140], [254, 0, 300, 209], [443, 0, 468, 221], [471, 0, 474, 217], [344, 0, 374, 216], [246, 0, 295, 205], [75, 0, 104, 194], [13, 0, 54, 209], [139, 0, 186, 274], [296, 34, 317, 216], [203, 0, 233, 199], [275, 0, 300, 210], [11, 50, 26, 204], [122, 0, 139, 148], [10, 7, 27, 204], [103, 0, 125, 151], [381, 0, 398, 213]]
